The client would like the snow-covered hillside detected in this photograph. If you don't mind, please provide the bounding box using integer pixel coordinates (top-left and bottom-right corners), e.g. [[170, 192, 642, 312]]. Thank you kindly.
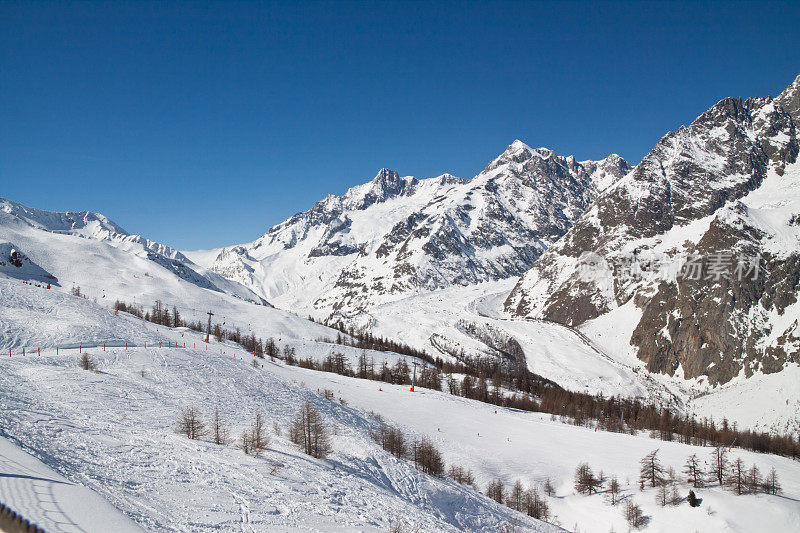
[[188, 142, 629, 317], [0, 278, 558, 532], [1, 279, 799, 532], [2, 189, 795, 438], [0, 197, 265, 305], [325, 278, 800, 438], [0, 198, 358, 348]]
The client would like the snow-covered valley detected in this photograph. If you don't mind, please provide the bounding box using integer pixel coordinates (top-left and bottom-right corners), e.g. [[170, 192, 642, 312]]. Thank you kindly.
[[1, 278, 799, 532]]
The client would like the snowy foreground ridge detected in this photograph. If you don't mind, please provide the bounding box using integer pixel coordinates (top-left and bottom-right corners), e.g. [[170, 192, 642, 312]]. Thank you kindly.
[[1, 278, 799, 532], [0, 434, 141, 532]]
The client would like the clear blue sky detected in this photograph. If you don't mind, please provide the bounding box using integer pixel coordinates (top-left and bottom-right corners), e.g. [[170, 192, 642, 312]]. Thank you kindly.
[[2, 1, 799, 249]]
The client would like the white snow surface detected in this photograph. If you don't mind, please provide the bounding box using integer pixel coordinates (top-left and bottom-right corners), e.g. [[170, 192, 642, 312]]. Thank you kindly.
[[1, 279, 799, 532], [2, 188, 797, 439], [0, 279, 558, 532], [0, 196, 265, 305]]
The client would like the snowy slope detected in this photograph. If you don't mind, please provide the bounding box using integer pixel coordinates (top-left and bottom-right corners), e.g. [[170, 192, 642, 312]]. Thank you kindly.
[[0, 279, 559, 532], [344, 279, 660, 399], [318, 278, 799, 438], [0, 201, 352, 348], [0, 274, 344, 361], [1, 281, 798, 532]]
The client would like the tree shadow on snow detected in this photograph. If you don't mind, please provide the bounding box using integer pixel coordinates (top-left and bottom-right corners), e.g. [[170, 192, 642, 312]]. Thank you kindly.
[[0, 472, 72, 485]]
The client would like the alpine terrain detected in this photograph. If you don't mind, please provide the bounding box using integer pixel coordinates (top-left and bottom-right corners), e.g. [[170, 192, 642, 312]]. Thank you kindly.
[[506, 74, 800, 388], [188, 142, 630, 317], [1, 76, 800, 533]]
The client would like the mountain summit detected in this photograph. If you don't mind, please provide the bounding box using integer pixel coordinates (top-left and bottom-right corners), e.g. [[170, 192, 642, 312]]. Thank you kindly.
[[197, 142, 628, 316]]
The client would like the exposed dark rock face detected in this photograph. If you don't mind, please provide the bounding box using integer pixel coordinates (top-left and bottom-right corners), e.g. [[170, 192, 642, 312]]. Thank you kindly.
[[506, 74, 800, 385]]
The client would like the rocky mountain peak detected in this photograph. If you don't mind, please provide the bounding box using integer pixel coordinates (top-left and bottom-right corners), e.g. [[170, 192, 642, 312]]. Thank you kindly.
[[371, 168, 401, 186], [505, 75, 800, 386], [482, 140, 537, 172], [359, 168, 417, 206], [435, 173, 467, 186], [0, 197, 129, 238], [580, 154, 632, 192], [776, 73, 800, 121]]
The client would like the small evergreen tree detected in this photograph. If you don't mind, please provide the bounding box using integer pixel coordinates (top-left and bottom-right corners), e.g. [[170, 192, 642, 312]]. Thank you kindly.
[[764, 466, 781, 495], [543, 476, 556, 497], [609, 476, 621, 505], [639, 449, 665, 488], [683, 454, 703, 488], [79, 352, 95, 371], [624, 500, 646, 529], [249, 411, 269, 456], [289, 401, 332, 458], [710, 446, 728, 486], [656, 482, 669, 507], [727, 458, 746, 495], [211, 407, 230, 445], [746, 464, 761, 493], [574, 462, 602, 495], [524, 486, 549, 521]]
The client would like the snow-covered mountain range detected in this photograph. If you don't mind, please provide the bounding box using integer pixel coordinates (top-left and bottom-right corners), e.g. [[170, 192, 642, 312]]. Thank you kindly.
[[0, 196, 266, 304], [3, 76, 799, 427], [188, 142, 629, 317]]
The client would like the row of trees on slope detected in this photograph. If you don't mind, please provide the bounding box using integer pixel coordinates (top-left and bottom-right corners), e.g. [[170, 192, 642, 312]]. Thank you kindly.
[[112, 297, 800, 459], [572, 448, 784, 530], [174, 401, 331, 459], [315, 312, 800, 459]]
